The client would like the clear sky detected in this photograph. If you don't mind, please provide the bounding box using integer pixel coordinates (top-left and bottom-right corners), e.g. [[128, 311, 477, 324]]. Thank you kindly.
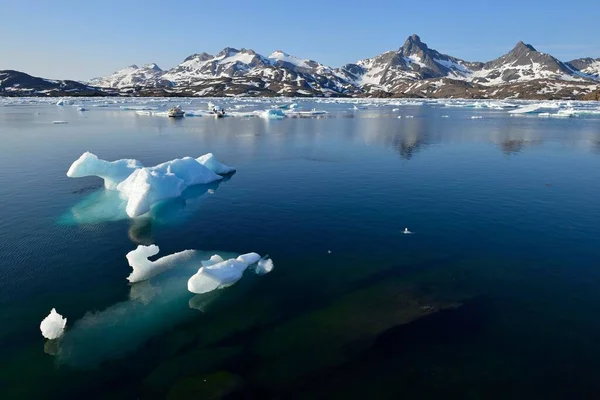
[[1, 0, 599, 80]]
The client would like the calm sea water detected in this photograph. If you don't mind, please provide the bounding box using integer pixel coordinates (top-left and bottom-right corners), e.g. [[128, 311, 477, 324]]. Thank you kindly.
[[1, 98, 600, 399]]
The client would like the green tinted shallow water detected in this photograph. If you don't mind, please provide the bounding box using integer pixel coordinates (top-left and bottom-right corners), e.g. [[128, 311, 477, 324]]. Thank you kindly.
[[1, 99, 600, 399]]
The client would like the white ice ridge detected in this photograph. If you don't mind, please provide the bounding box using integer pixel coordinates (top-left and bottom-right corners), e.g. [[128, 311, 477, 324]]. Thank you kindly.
[[67, 152, 143, 189], [67, 152, 235, 217], [40, 308, 67, 339], [187, 252, 264, 294], [126, 244, 196, 283]]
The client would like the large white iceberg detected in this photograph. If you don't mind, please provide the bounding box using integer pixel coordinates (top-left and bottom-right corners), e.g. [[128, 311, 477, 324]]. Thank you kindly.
[[187, 252, 262, 294], [40, 308, 67, 339], [67, 152, 235, 217]]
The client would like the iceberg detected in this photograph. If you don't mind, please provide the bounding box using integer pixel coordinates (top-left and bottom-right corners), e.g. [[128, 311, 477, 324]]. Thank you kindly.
[[126, 244, 197, 283], [67, 152, 232, 217], [259, 109, 286, 119], [40, 308, 67, 339], [67, 152, 143, 190], [187, 253, 262, 294]]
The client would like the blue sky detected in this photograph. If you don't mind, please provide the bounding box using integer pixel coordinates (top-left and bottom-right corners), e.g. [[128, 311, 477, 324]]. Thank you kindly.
[[1, 0, 599, 80]]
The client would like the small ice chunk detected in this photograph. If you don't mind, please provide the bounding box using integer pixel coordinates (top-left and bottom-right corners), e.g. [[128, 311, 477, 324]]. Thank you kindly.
[[187, 252, 261, 294], [56, 98, 65, 106], [52, 120, 68, 124], [256, 258, 274, 275], [77, 107, 88, 112], [196, 153, 236, 175], [471, 116, 483, 119], [403, 228, 413, 235], [259, 109, 286, 119], [40, 308, 67, 339]]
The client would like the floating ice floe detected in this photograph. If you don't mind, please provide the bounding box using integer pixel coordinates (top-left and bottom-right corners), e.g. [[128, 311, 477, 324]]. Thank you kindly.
[[285, 109, 328, 118], [256, 258, 275, 275], [471, 116, 483, 119], [187, 252, 262, 294], [40, 308, 67, 339], [77, 107, 87, 112], [403, 228, 413, 235], [126, 244, 197, 283], [538, 109, 578, 118], [67, 152, 234, 217], [259, 109, 286, 119], [508, 102, 560, 115], [441, 115, 450, 118], [52, 120, 68, 124]]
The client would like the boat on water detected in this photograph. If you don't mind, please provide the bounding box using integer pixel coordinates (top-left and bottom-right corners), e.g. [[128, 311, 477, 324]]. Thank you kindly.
[[167, 105, 185, 118], [211, 105, 226, 118]]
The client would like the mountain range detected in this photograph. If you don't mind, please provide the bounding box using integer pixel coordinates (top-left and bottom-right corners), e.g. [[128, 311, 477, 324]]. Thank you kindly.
[[2, 35, 599, 100]]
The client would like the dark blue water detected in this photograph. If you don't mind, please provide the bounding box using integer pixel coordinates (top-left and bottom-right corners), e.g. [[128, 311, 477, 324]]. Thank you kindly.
[[1, 99, 600, 399]]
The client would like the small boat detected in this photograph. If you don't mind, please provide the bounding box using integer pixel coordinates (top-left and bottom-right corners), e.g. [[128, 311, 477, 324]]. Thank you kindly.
[[167, 105, 185, 118]]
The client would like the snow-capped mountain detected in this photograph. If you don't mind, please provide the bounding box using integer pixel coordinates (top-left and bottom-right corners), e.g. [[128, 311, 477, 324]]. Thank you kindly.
[[471, 41, 584, 85], [88, 63, 170, 89], [158, 47, 359, 96], [567, 57, 600, 78], [3, 35, 599, 99], [337, 34, 483, 93]]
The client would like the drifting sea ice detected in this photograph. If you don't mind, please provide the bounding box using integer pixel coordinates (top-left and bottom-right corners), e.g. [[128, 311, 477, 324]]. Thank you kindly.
[[47, 244, 272, 367], [259, 109, 286, 119], [40, 308, 67, 339], [126, 244, 197, 283], [67, 152, 234, 217], [187, 253, 262, 294]]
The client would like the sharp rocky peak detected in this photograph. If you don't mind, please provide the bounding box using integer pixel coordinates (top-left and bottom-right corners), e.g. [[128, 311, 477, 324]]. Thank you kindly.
[[401, 34, 428, 55], [510, 41, 537, 55], [183, 52, 213, 62], [216, 47, 241, 58], [142, 63, 161, 71]]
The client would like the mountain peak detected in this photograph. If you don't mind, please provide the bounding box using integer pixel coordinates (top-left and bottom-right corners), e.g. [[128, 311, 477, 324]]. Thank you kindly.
[[407, 34, 422, 44], [142, 63, 161, 71], [513, 41, 537, 53], [401, 34, 428, 54], [270, 50, 289, 57], [183, 52, 213, 62], [217, 47, 240, 58]]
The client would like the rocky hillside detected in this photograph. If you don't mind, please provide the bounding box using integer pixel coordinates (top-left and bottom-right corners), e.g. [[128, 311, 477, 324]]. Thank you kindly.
[[0, 70, 107, 97]]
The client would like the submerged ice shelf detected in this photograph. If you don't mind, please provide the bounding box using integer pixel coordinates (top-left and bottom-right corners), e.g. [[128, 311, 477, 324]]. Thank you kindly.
[[67, 152, 235, 217]]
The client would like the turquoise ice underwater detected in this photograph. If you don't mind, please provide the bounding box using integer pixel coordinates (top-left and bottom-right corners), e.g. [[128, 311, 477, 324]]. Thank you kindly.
[[1, 97, 600, 398]]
